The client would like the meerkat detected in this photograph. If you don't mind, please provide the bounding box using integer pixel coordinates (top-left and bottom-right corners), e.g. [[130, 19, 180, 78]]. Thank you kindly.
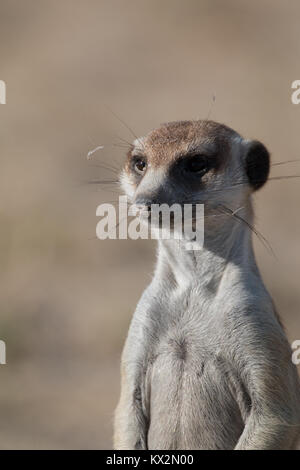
[[113, 120, 300, 450]]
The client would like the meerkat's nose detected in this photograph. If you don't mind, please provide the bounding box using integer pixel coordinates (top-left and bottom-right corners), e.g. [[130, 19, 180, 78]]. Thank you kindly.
[[134, 196, 156, 210]]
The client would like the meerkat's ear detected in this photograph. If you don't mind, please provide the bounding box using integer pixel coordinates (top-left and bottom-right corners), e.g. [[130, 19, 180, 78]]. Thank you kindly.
[[244, 140, 270, 190]]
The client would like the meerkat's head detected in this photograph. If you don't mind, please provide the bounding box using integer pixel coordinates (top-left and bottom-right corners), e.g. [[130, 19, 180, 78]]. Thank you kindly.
[[120, 120, 270, 230]]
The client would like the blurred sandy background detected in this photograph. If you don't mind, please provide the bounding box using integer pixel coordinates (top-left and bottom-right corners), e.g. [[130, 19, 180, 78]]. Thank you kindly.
[[0, 0, 299, 449]]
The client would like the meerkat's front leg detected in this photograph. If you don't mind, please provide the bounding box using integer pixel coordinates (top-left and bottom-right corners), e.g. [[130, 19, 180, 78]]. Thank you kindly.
[[235, 357, 300, 450], [114, 285, 160, 450], [114, 361, 149, 450], [235, 413, 299, 450]]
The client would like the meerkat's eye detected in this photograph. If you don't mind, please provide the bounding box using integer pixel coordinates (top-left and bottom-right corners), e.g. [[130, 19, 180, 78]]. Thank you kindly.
[[185, 156, 209, 176], [133, 157, 147, 175]]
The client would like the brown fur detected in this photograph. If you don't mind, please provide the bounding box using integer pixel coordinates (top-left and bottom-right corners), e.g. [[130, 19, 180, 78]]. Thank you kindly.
[[126, 120, 238, 174]]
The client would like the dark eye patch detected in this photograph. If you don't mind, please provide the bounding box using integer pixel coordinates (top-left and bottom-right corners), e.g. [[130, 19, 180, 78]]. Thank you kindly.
[[171, 153, 216, 177], [183, 154, 213, 176], [167, 152, 219, 191]]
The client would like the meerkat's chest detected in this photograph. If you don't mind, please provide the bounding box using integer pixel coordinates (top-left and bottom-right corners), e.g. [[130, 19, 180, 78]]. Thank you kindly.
[[151, 322, 217, 368], [150, 292, 222, 361], [146, 336, 245, 449]]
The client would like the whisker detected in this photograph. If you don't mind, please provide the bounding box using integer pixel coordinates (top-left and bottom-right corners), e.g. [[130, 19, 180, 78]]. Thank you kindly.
[[107, 214, 129, 237], [88, 163, 119, 174], [105, 106, 138, 139], [269, 175, 300, 181], [219, 204, 275, 257], [180, 173, 300, 198], [86, 180, 119, 185], [93, 187, 121, 196], [272, 159, 300, 166], [113, 143, 132, 150], [115, 135, 134, 147], [206, 93, 216, 121]]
